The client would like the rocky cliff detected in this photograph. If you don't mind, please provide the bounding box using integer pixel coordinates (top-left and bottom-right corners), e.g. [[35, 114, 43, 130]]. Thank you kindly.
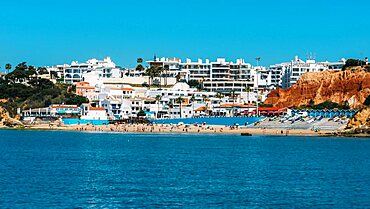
[[264, 67, 370, 109], [0, 100, 23, 127], [347, 107, 370, 129]]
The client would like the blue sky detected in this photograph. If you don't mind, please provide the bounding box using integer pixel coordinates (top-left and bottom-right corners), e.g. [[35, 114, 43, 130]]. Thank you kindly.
[[0, 0, 369, 70]]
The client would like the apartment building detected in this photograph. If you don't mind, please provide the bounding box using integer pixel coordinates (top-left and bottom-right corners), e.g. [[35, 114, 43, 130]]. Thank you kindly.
[[147, 57, 269, 95], [63, 57, 121, 84], [269, 56, 345, 88], [202, 58, 254, 94]]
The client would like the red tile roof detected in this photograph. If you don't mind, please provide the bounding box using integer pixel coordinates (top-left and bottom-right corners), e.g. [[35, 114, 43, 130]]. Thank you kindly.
[[76, 81, 90, 85], [257, 107, 283, 111], [219, 104, 251, 108], [90, 107, 106, 111], [77, 86, 95, 89], [121, 88, 134, 91], [195, 106, 207, 111]]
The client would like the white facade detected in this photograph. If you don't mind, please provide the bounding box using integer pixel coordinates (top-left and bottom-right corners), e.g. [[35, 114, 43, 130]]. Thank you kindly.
[[80, 105, 108, 120], [147, 57, 271, 95], [64, 57, 122, 84], [269, 56, 345, 88]]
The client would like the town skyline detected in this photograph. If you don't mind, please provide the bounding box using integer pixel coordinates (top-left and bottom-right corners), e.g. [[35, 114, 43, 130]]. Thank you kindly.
[[0, 54, 351, 70], [1, 0, 369, 69]]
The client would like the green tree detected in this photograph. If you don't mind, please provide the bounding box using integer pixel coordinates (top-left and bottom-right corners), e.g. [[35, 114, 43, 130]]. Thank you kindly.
[[342, 59, 366, 70], [142, 81, 149, 87], [175, 72, 181, 82], [175, 96, 185, 118], [26, 66, 37, 79], [5, 62, 37, 83], [152, 78, 160, 87], [216, 92, 223, 105], [245, 86, 251, 103], [145, 66, 157, 88], [157, 66, 164, 88], [37, 67, 48, 75], [168, 102, 174, 119], [163, 65, 169, 86], [28, 78, 54, 90], [230, 90, 236, 116], [190, 95, 196, 117], [137, 109, 146, 117], [65, 94, 89, 106], [155, 95, 162, 119], [187, 79, 200, 88], [50, 71, 59, 79], [5, 63, 11, 74], [136, 64, 145, 72]]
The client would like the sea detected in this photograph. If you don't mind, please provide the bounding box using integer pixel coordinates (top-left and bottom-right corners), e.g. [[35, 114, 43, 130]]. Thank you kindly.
[[0, 130, 369, 208]]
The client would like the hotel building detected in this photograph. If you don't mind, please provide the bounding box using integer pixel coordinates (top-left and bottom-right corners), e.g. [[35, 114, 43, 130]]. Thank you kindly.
[[63, 57, 121, 84], [147, 57, 271, 95], [269, 56, 345, 88]]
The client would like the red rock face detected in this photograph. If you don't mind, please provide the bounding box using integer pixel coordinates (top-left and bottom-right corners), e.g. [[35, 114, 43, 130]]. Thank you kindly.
[[264, 67, 370, 109]]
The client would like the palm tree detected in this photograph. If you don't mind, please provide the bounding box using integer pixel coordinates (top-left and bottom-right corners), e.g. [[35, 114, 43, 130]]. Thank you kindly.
[[175, 72, 181, 82], [202, 95, 207, 103], [137, 58, 143, 63], [155, 95, 161, 119], [136, 58, 144, 75], [163, 65, 169, 87], [157, 66, 164, 88], [216, 92, 224, 106], [145, 66, 156, 88], [176, 96, 185, 118], [5, 64, 11, 74], [168, 102, 174, 119], [190, 95, 196, 117], [230, 90, 236, 116], [245, 86, 251, 104], [136, 64, 144, 72]]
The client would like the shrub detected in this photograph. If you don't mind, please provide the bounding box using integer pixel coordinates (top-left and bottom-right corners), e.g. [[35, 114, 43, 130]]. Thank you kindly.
[[187, 79, 200, 88], [342, 59, 366, 70], [364, 95, 370, 106], [137, 110, 146, 117]]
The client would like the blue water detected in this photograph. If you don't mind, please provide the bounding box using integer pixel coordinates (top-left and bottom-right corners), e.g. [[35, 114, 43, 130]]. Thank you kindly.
[[152, 116, 263, 126], [0, 130, 370, 208], [62, 118, 109, 125]]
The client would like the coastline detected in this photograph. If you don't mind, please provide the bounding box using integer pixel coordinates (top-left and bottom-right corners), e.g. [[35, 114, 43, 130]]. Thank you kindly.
[[1, 123, 335, 137]]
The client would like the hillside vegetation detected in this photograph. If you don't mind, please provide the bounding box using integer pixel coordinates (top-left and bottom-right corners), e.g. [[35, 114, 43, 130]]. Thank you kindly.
[[0, 62, 88, 117]]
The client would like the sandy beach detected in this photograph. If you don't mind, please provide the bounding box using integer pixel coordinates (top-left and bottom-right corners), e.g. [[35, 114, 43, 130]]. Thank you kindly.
[[17, 123, 333, 136]]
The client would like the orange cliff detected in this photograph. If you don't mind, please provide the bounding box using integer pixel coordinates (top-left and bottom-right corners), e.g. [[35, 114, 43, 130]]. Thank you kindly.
[[264, 67, 370, 109]]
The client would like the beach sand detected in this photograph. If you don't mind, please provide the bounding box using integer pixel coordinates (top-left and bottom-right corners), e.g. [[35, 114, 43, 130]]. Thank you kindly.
[[22, 123, 331, 136]]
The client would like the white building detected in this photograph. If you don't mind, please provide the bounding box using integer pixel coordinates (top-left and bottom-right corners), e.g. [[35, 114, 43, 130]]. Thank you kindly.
[[64, 57, 122, 84], [269, 56, 345, 88], [80, 105, 109, 120], [147, 57, 271, 95]]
